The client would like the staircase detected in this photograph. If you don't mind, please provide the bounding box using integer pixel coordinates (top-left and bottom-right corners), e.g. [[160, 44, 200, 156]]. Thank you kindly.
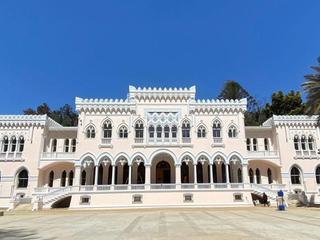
[[251, 184, 286, 202], [33, 186, 74, 209]]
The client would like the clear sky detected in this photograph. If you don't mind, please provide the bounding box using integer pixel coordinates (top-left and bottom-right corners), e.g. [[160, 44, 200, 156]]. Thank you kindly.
[[0, 1, 319, 114]]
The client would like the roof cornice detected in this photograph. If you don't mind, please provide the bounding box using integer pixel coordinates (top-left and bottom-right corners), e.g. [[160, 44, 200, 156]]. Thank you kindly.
[[263, 115, 318, 127], [0, 115, 62, 128]]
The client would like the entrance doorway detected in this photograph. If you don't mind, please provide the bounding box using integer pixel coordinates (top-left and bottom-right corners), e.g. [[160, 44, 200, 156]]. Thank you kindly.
[[156, 161, 171, 183]]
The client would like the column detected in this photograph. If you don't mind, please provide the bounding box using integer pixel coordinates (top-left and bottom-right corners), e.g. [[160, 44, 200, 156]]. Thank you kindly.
[[145, 164, 151, 190], [226, 164, 230, 186], [111, 165, 116, 185], [194, 164, 197, 184], [74, 165, 81, 186], [175, 164, 181, 189], [94, 165, 99, 185], [209, 164, 214, 184], [242, 164, 249, 184], [128, 165, 132, 185]]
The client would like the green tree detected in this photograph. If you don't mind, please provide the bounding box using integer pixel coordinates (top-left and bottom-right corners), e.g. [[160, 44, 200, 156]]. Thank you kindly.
[[302, 57, 320, 119]]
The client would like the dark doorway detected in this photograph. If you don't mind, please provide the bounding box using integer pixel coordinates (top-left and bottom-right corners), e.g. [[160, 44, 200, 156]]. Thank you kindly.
[[181, 162, 189, 183], [137, 163, 145, 184], [156, 161, 171, 183]]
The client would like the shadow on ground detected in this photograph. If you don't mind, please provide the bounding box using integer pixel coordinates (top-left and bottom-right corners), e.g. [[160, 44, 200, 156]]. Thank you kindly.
[[0, 227, 55, 240]]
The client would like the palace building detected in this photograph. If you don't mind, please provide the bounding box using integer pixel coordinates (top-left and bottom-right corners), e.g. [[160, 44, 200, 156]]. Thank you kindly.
[[0, 86, 320, 210]]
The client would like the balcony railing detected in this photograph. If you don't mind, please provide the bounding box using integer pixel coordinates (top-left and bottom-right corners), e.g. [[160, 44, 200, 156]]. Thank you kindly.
[[295, 150, 317, 158], [182, 137, 191, 144], [213, 137, 223, 143], [41, 152, 75, 160], [101, 138, 112, 145], [134, 138, 144, 144], [247, 151, 279, 158], [0, 152, 23, 161]]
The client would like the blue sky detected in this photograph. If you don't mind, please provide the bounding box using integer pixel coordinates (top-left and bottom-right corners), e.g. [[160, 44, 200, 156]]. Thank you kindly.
[[0, 1, 319, 113]]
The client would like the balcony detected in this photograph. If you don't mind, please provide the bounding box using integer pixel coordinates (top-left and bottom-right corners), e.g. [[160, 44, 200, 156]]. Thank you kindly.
[[99, 138, 112, 148], [211, 137, 224, 147], [294, 150, 318, 159], [246, 151, 280, 160], [40, 152, 76, 161], [0, 152, 23, 161], [182, 137, 191, 144]]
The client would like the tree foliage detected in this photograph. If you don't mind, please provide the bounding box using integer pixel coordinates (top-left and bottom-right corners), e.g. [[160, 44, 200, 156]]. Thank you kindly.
[[23, 103, 78, 126]]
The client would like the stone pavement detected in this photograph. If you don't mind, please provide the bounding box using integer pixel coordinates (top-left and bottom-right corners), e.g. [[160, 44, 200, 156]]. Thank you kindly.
[[0, 207, 320, 240]]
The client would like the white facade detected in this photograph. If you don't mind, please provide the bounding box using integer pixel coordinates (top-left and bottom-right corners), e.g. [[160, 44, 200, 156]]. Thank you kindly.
[[0, 86, 320, 210]]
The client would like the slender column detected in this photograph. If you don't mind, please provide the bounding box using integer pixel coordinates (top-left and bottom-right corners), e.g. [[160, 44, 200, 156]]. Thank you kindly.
[[74, 165, 81, 186], [128, 165, 132, 185], [111, 165, 116, 185], [226, 164, 230, 185], [145, 164, 151, 190], [242, 164, 249, 184], [94, 165, 99, 185], [209, 164, 214, 184], [175, 164, 181, 188], [194, 164, 197, 184]]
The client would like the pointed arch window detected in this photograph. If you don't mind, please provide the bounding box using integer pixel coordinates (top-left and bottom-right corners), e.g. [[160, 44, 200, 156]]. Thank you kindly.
[[301, 135, 307, 151], [156, 125, 162, 138], [61, 171, 67, 187], [171, 125, 177, 138], [71, 139, 76, 152], [294, 135, 300, 151], [164, 125, 170, 138], [18, 136, 25, 152], [237, 168, 243, 183], [255, 168, 261, 184], [119, 126, 128, 138], [212, 120, 221, 138], [135, 120, 144, 139], [182, 120, 190, 138], [228, 125, 237, 138], [308, 135, 315, 151], [252, 138, 258, 151], [64, 139, 70, 152], [2, 136, 9, 152], [81, 170, 86, 185], [246, 138, 251, 151], [264, 138, 269, 151], [17, 169, 28, 188], [149, 125, 155, 138], [51, 139, 57, 152], [48, 171, 54, 187], [68, 170, 74, 186], [86, 126, 96, 138], [197, 126, 206, 138], [267, 168, 273, 184], [316, 166, 320, 184], [103, 120, 112, 138], [10, 136, 17, 152], [291, 166, 301, 185]]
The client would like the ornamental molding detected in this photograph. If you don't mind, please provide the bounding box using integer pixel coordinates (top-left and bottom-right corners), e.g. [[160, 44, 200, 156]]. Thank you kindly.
[[0, 115, 61, 128], [263, 115, 318, 127], [189, 98, 247, 114]]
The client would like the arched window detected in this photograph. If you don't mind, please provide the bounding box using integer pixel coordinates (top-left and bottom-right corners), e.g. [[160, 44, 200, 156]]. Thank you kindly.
[[68, 170, 74, 186], [264, 138, 269, 151], [103, 120, 112, 138], [149, 125, 155, 138], [18, 136, 25, 152], [252, 138, 258, 151], [182, 120, 190, 138], [61, 171, 67, 187], [228, 125, 237, 138], [316, 166, 320, 184], [267, 168, 273, 184], [246, 138, 251, 151], [64, 139, 70, 152], [212, 120, 221, 138], [237, 168, 242, 183], [197, 126, 206, 138], [119, 126, 128, 138], [156, 125, 162, 138], [17, 169, 28, 188], [171, 125, 177, 138], [81, 170, 86, 185], [51, 139, 57, 152], [164, 125, 170, 138], [71, 139, 76, 152], [301, 135, 306, 151], [291, 166, 301, 185], [2, 136, 9, 152], [249, 168, 254, 183], [255, 168, 261, 184], [308, 135, 315, 151], [10, 136, 17, 152], [86, 126, 96, 138], [135, 120, 144, 139], [294, 135, 300, 151], [48, 171, 54, 187]]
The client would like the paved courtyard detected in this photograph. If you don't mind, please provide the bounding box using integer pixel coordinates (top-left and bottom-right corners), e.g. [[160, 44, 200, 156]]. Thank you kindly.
[[0, 207, 320, 240]]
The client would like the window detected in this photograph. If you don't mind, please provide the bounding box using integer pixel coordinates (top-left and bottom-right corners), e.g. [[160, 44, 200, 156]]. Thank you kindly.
[[17, 169, 28, 188], [183, 193, 193, 203], [197, 126, 206, 138], [18, 136, 25, 152], [2, 136, 9, 152], [171, 125, 177, 138], [164, 125, 170, 138], [68, 170, 74, 186], [233, 193, 243, 201], [80, 196, 90, 204], [81, 170, 86, 185], [267, 168, 273, 184], [149, 125, 155, 138], [64, 139, 70, 152], [156, 126, 162, 138], [51, 139, 57, 152], [71, 139, 76, 152], [316, 166, 320, 184], [301, 135, 306, 151], [246, 138, 251, 151], [49, 171, 54, 187], [10, 136, 17, 152], [249, 168, 254, 183], [61, 171, 67, 187], [135, 120, 144, 139], [264, 138, 269, 151], [86, 126, 96, 138], [237, 168, 242, 183], [182, 120, 190, 138], [132, 194, 143, 204], [252, 138, 258, 151], [119, 126, 128, 138], [294, 135, 300, 150], [291, 167, 301, 185], [308, 135, 315, 151], [255, 168, 261, 184], [212, 120, 221, 138], [103, 121, 112, 138], [228, 126, 237, 138]]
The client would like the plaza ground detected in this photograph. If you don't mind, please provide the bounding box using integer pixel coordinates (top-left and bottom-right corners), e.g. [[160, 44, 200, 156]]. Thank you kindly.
[[0, 207, 320, 240]]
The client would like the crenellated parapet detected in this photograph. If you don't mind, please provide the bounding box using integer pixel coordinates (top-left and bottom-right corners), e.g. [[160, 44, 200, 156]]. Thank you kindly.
[[263, 115, 318, 127], [128, 85, 196, 103], [189, 98, 247, 114], [0, 115, 60, 128], [75, 97, 136, 115]]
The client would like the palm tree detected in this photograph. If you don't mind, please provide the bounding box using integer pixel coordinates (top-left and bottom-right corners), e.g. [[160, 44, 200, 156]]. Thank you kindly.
[[302, 58, 320, 118]]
